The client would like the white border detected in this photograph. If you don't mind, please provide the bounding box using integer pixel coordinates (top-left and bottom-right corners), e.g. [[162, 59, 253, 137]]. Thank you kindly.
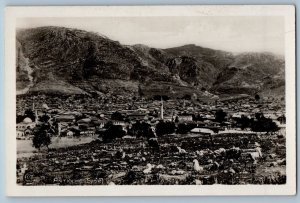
[[5, 5, 296, 196]]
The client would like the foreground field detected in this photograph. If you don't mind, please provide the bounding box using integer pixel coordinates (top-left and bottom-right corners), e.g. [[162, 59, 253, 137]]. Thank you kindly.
[[17, 132, 286, 185], [17, 137, 95, 158]]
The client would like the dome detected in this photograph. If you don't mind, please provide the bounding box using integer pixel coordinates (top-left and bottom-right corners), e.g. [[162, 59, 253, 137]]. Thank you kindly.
[[23, 117, 33, 123]]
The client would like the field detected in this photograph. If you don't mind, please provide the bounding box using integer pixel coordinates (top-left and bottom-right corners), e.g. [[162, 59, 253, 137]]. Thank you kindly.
[[17, 137, 94, 158], [16, 132, 286, 185]]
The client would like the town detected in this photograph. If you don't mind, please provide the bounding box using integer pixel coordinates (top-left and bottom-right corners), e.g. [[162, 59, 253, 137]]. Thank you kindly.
[[16, 93, 286, 185]]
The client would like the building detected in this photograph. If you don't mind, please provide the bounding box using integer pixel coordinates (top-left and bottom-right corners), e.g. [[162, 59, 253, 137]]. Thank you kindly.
[[160, 99, 164, 120], [190, 128, 214, 135], [127, 113, 147, 120], [16, 127, 33, 140], [112, 120, 127, 131], [16, 117, 36, 130], [55, 114, 75, 123], [16, 130, 24, 139], [177, 113, 193, 122]]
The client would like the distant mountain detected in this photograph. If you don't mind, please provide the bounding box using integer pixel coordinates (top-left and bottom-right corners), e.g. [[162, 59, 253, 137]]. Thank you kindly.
[[212, 52, 285, 95], [16, 26, 285, 99], [164, 44, 235, 87]]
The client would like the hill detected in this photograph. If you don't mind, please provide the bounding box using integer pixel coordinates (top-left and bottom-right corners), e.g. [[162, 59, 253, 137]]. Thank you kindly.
[[16, 26, 285, 99], [211, 52, 285, 95]]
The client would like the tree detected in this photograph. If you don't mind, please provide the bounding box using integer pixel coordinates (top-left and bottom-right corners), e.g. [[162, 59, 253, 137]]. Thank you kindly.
[[238, 115, 251, 130], [251, 113, 279, 133], [79, 124, 88, 131], [16, 115, 25, 124], [129, 121, 154, 138], [138, 85, 144, 97], [251, 117, 279, 133], [255, 112, 265, 120], [39, 114, 50, 123], [153, 95, 169, 101], [32, 123, 52, 150], [104, 121, 113, 129], [103, 125, 126, 142], [255, 94, 260, 101], [111, 111, 124, 121], [177, 123, 197, 134], [215, 109, 227, 123], [156, 121, 175, 136], [182, 94, 191, 100], [24, 109, 36, 121], [71, 128, 81, 138]]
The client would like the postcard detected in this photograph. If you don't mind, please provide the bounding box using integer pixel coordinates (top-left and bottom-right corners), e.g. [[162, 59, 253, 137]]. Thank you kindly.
[[5, 5, 296, 196]]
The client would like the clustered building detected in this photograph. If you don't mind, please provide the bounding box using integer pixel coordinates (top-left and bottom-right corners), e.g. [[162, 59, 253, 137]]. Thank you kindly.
[[16, 93, 286, 185]]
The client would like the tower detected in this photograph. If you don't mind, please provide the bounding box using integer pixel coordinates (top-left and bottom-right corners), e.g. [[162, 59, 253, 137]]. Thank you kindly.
[[35, 109, 38, 124], [32, 101, 38, 123], [160, 97, 164, 120], [58, 123, 61, 136]]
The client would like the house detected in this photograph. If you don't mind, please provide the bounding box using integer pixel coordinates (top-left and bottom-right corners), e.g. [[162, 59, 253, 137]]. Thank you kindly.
[[127, 113, 147, 120], [177, 113, 193, 122], [112, 120, 126, 126], [16, 117, 36, 131], [190, 128, 214, 135], [231, 112, 250, 119], [98, 119, 108, 128], [66, 131, 74, 138], [16, 128, 33, 140], [217, 129, 257, 135], [277, 115, 286, 124], [16, 130, 24, 140], [77, 118, 92, 126], [55, 114, 75, 123], [80, 130, 96, 138], [112, 120, 127, 131]]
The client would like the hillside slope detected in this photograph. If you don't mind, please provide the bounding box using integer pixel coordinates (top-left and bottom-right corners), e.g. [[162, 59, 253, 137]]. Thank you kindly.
[[16, 26, 285, 98]]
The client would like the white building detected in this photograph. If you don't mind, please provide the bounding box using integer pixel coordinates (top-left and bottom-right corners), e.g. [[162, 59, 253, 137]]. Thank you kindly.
[[190, 128, 214, 135]]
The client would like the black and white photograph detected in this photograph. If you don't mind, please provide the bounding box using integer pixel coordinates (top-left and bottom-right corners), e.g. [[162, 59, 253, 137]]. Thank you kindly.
[[5, 6, 296, 196]]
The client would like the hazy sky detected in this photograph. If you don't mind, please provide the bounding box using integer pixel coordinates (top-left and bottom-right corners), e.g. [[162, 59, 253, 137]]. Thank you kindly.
[[17, 16, 285, 55]]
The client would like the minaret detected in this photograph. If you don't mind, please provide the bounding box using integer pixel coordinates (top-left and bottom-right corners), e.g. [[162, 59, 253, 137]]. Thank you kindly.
[[58, 123, 61, 136], [35, 109, 38, 124], [171, 111, 174, 122], [33, 102, 38, 124], [160, 97, 164, 120]]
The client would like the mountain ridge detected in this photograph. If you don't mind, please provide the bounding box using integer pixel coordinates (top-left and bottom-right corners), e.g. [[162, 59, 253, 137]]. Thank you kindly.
[[16, 26, 285, 99]]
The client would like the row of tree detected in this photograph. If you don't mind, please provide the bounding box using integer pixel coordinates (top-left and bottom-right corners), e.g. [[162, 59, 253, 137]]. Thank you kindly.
[[235, 113, 280, 133], [30, 110, 280, 149], [100, 120, 198, 142]]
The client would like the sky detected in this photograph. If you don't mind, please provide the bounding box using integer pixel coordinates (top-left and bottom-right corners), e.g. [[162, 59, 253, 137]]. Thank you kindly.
[[17, 16, 285, 55]]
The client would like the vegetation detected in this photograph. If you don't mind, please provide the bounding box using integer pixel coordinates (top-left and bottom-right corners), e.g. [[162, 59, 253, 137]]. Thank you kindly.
[[215, 109, 227, 123], [156, 121, 176, 136], [32, 123, 52, 150], [111, 111, 124, 121], [255, 94, 260, 101], [17, 109, 35, 123], [129, 121, 155, 138], [176, 123, 197, 134], [235, 113, 279, 133], [103, 125, 126, 142]]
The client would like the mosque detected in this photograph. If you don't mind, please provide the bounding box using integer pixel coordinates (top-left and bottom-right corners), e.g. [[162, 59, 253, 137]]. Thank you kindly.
[[16, 103, 39, 139]]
